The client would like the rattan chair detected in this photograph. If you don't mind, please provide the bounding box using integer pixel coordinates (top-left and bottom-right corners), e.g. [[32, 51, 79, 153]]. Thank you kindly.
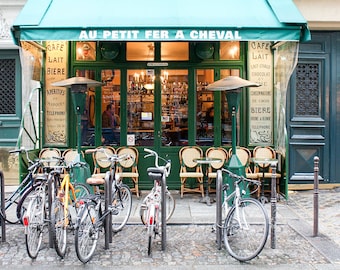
[[179, 146, 204, 198], [228, 147, 258, 180], [116, 146, 139, 197], [253, 146, 282, 199], [39, 148, 62, 172], [205, 147, 229, 193]]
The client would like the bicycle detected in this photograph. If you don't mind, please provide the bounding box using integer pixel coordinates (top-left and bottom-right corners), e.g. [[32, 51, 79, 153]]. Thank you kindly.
[[220, 168, 269, 262], [139, 148, 173, 256], [74, 149, 132, 263], [23, 165, 59, 259], [1, 148, 48, 224], [50, 158, 91, 258]]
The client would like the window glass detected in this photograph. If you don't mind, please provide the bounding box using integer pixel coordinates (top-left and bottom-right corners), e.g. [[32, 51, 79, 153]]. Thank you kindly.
[[126, 42, 154, 61], [220, 41, 240, 60], [161, 42, 189, 61], [127, 69, 155, 146], [101, 69, 121, 146], [220, 69, 240, 145], [75, 69, 96, 146], [196, 69, 214, 146], [161, 70, 188, 146]]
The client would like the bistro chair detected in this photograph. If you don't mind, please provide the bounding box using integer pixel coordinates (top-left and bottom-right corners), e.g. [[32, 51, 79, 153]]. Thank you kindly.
[[179, 146, 204, 198], [116, 146, 140, 197], [39, 148, 62, 172], [205, 147, 229, 193], [86, 146, 116, 191], [253, 146, 282, 200], [228, 147, 258, 180]]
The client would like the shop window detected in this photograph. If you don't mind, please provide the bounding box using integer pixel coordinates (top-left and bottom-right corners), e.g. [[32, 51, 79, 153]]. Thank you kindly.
[[126, 42, 155, 61], [161, 70, 188, 146], [196, 69, 214, 146], [127, 69, 155, 146], [101, 69, 121, 145], [76, 42, 96, 61], [75, 69, 96, 146], [220, 69, 240, 145], [161, 42, 189, 61], [220, 41, 240, 60]]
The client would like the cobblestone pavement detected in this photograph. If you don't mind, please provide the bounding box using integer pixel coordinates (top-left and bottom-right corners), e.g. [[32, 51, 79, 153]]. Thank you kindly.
[[0, 189, 340, 269]]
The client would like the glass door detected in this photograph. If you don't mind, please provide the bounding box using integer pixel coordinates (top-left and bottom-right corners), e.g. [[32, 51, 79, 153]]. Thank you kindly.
[[127, 69, 155, 146], [126, 69, 189, 148]]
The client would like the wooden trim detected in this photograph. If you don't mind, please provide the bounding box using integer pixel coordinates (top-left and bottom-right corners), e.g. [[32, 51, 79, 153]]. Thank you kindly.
[[288, 183, 340, 190]]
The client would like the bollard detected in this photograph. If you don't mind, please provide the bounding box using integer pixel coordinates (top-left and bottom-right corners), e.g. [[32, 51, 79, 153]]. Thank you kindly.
[[104, 172, 112, 249], [216, 170, 222, 250], [0, 170, 5, 242], [313, 156, 319, 237], [270, 162, 277, 249], [161, 170, 167, 251]]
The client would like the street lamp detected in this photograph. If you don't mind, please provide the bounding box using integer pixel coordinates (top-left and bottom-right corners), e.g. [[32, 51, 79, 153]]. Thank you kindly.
[[207, 76, 260, 176], [52, 77, 102, 161]]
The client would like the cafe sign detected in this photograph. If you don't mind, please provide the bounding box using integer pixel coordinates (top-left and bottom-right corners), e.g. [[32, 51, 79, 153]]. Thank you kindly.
[[248, 41, 273, 145]]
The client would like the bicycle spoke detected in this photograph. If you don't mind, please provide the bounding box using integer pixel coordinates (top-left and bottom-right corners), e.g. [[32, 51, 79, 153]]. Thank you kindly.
[[223, 198, 269, 261]]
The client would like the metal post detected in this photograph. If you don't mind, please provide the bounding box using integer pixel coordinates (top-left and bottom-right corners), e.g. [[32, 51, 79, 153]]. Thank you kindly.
[[313, 156, 319, 237], [0, 171, 6, 242], [270, 163, 277, 249], [216, 170, 222, 250], [104, 173, 111, 249], [161, 171, 167, 251]]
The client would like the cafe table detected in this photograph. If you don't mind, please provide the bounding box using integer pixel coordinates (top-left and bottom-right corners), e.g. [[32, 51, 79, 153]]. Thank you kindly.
[[193, 157, 222, 206], [251, 157, 278, 204]]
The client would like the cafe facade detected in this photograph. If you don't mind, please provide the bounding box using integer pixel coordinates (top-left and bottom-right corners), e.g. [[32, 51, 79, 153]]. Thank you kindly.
[[7, 0, 311, 192]]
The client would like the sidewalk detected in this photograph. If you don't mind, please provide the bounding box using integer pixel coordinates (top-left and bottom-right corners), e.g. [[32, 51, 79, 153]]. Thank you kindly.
[[0, 187, 340, 269]]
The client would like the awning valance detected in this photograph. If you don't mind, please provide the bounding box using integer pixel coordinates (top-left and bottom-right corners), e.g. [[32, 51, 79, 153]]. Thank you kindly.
[[11, 0, 310, 44]]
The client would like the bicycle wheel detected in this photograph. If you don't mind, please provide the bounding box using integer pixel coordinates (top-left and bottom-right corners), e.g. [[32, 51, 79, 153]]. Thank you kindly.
[[140, 191, 175, 225], [73, 183, 90, 205], [111, 184, 132, 232], [51, 198, 67, 258], [4, 196, 20, 224], [75, 202, 99, 263], [16, 181, 43, 224], [223, 197, 269, 262], [25, 193, 45, 259]]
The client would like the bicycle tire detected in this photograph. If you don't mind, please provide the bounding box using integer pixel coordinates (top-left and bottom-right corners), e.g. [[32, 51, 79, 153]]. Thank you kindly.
[[25, 192, 45, 259], [73, 183, 90, 210], [51, 199, 67, 258], [16, 181, 44, 224], [4, 196, 20, 224], [75, 201, 99, 263], [140, 191, 175, 225], [111, 184, 132, 232], [223, 197, 269, 262], [148, 235, 152, 256]]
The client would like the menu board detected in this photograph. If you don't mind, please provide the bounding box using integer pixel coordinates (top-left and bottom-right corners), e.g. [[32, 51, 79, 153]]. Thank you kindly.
[[44, 41, 68, 146], [248, 41, 273, 145]]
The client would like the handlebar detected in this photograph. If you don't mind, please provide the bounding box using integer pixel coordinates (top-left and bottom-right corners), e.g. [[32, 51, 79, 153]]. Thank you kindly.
[[85, 148, 133, 164], [144, 148, 171, 177], [222, 168, 261, 186]]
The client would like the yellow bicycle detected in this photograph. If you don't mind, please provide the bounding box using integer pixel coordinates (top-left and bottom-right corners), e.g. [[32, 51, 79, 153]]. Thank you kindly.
[[50, 159, 90, 258]]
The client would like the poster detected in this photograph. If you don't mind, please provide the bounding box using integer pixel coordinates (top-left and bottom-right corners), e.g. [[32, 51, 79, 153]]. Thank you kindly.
[[248, 41, 273, 145], [45, 41, 68, 146]]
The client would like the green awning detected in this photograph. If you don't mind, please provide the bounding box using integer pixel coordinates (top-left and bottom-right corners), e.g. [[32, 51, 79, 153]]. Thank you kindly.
[[11, 0, 310, 44]]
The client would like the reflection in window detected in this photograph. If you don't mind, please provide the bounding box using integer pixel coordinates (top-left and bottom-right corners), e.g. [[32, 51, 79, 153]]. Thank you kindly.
[[101, 69, 121, 146], [196, 69, 214, 146], [161, 42, 189, 61], [127, 69, 155, 146], [161, 70, 188, 146], [220, 69, 240, 145], [220, 41, 240, 60], [126, 42, 154, 61], [75, 69, 96, 146]]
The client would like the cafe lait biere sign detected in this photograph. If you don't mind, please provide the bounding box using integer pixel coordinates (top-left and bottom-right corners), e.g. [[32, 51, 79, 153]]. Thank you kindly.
[[79, 29, 242, 41]]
